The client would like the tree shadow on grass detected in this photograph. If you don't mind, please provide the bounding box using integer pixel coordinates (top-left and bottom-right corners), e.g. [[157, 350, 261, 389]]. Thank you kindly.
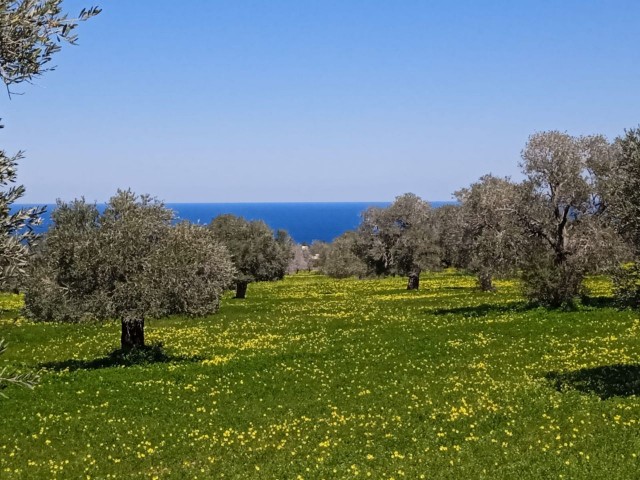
[[39, 343, 204, 372], [579, 295, 618, 309], [427, 302, 534, 318], [546, 364, 640, 399]]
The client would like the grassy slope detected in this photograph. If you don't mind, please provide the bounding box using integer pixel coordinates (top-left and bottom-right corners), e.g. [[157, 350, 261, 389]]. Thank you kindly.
[[1, 271, 639, 479]]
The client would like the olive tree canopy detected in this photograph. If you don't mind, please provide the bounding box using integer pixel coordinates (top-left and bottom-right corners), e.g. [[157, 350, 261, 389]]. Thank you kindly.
[[608, 127, 640, 255], [0, 0, 100, 91], [0, 151, 43, 289], [24, 191, 235, 349], [209, 214, 292, 299], [514, 131, 624, 306], [606, 127, 640, 307], [322, 231, 367, 279], [456, 175, 521, 291], [432, 203, 464, 269], [358, 193, 439, 290]]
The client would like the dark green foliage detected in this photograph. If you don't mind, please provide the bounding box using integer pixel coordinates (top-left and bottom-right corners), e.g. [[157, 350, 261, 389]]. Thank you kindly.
[[432, 204, 465, 268], [613, 262, 640, 309], [23, 191, 235, 348], [0, 0, 98, 389], [322, 231, 367, 278], [209, 214, 293, 298], [520, 246, 585, 308], [275, 229, 295, 275]]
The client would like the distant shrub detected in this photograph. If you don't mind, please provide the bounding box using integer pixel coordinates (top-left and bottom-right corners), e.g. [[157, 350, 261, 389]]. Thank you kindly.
[[322, 232, 367, 279], [520, 250, 585, 308]]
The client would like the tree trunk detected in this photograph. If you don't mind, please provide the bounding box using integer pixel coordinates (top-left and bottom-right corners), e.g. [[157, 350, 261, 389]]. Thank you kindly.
[[478, 272, 495, 292], [121, 318, 145, 350], [235, 281, 248, 299], [407, 273, 420, 290]]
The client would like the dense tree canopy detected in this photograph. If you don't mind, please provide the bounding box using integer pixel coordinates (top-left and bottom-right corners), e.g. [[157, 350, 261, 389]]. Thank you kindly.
[[607, 128, 640, 307], [24, 191, 235, 349], [358, 193, 439, 289], [609, 128, 640, 255], [209, 214, 292, 299], [321, 231, 367, 279], [456, 175, 520, 291], [432, 203, 464, 269]]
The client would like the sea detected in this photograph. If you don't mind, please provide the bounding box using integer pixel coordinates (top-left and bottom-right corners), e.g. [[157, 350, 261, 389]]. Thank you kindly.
[[12, 202, 453, 244]]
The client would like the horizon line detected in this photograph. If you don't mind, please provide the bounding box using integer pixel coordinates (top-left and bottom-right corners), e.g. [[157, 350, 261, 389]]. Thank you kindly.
[[14, 200, 457, 206]]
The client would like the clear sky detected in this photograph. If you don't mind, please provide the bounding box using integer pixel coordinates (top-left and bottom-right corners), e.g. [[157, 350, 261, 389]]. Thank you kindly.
[[3, 0, 640, 203]]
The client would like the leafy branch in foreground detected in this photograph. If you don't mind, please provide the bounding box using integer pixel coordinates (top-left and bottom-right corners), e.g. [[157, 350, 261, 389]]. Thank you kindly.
[[0, 0, 101, 92], [0, 338, 39, 397], [0, 149, 45, 290]]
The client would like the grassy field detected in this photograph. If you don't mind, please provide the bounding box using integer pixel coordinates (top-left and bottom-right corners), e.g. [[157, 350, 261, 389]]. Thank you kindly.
[[1, 271, 640, 479]]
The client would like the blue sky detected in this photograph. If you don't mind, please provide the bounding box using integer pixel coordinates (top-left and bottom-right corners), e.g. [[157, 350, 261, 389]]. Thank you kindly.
[[3, 0, 640, 203]]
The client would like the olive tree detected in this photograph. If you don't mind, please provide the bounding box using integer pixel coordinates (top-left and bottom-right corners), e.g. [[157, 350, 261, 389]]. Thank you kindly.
[[0, 151, 44, 289], [514, 131, 623, 306], [209, 214, 292, 299], [322, 231, 367, 279], [24, 191, 235, 349], [358, 193, 439, 289], [432, 203, 465, 269], [456, 175, 521, 291], [608, 128, 640, 253], [607, 127, 640, 306]]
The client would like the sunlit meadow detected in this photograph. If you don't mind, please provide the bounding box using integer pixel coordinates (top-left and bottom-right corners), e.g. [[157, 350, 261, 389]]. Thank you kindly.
[[1, 271, 640, 479]]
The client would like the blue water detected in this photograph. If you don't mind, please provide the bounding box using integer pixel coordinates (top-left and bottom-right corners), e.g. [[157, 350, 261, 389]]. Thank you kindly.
[[13, 202, 453, 244]]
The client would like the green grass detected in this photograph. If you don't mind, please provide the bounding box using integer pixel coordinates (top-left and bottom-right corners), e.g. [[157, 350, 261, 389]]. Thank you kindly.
[[1, 271, 640, 479]]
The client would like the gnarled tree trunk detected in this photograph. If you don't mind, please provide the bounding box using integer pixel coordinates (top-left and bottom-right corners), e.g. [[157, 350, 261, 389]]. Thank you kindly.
[[121, 318, 145, 350], [407, 272, 420, 290], [235, 281, 248, 299], [478, 272, 495, 292]]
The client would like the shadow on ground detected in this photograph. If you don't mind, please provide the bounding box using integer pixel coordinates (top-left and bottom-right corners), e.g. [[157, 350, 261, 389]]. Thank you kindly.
[[580, 295, 618, 309], [39, 343, 203, 372], [546, 364, 640, 399], [428, 302, 533, 317]]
